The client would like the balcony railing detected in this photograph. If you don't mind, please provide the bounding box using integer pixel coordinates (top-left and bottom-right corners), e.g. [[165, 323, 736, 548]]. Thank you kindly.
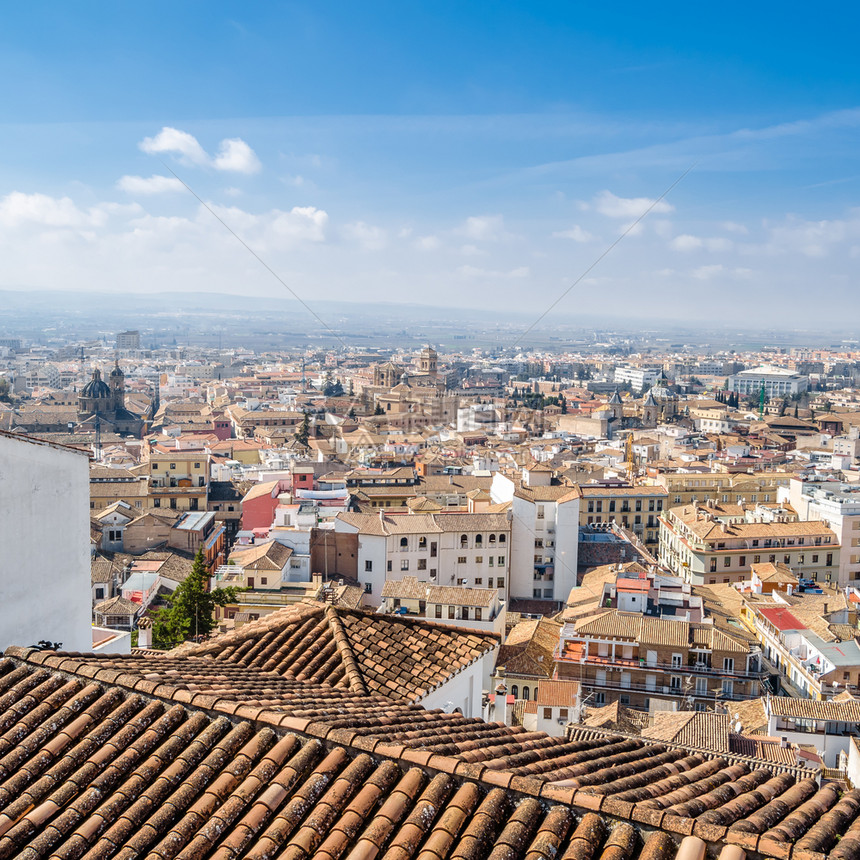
[[579, 677, 757, 702], [556, 648, 766, 680]]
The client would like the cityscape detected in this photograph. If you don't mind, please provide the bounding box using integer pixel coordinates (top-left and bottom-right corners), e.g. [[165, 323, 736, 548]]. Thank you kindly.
[[2, 4, 860, 860]]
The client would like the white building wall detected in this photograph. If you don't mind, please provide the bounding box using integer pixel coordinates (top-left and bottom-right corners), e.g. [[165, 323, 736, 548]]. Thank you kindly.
[[0, 433, 92, 651], [419, 648, 496, 719], [555, 498, 580, 601]]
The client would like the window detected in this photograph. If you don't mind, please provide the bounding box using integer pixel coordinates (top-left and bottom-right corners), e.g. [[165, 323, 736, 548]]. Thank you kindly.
[[460, 534, 468, 547], [108, 530, 121, 542], [418, 559, 427, 571], [724, 556, 731, 567], [596, 501, 603, 513], [365, 560, 373, 572], [499, 535, 506, 544], [419, 536, 427, 549], [458, 556, 467, 564], [387, 561, 392, 572], [475, 608, 482, 621], [194, 462, 200, 468], [618, 695, 629, 705], [489, 534, 496, 544], [671, 654, 682, 668], [722, 680, 733, 696], [496, 577, 505, 588], [170, 463, 176, 470], [475, 578, 482, 585], [400, 559, 409, 571], [769, 555, 776, 564], [812, 554, 819, 563], [710, 558, 717, 572], [498, 556, 504, 565], [522, 687, 530, 701], [260, 577, 268, 586], [152, 463, 158, 470], [594, 692, 605, 705], [448, 606, 455, 619], [723, 658, 734, 672], [95, 587, 104, 600], [511, 685, 519, 698], [153, 499, 160, 508], [588, 501, 594, 513], [364, 583, 373, 594], [784, 555, 791, 564], [537, 506, 545, 520], [488, 557, 494, 567], [609, 501, 616, 513], [827, 553, 833, 566], [435, 605, 442, 618], [543, 708, 553, 719], [475, 534, 483, 547], [753, 554, 760, 564], [670, 676, 681, 690]]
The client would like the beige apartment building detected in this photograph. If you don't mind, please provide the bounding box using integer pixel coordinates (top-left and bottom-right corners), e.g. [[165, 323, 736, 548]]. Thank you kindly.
[[579, 484, 668, 552], [659, 502, 840, 586], [556, 609, 761, 711], [653, 471, 793, 508], [148, 451, 209, 512]]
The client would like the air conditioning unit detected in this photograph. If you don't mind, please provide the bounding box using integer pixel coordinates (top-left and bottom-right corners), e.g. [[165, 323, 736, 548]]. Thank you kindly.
[[557, 718, 567, 725]]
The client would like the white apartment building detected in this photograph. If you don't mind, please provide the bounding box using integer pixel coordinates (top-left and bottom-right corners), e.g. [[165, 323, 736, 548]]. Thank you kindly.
[[0, 431, 93, 651], [783, 478, 860, 586], [335, 510, 511, 606], [613, 365, 661, 392], [490, 465, 580, 602], [727, 365, 809, 398]]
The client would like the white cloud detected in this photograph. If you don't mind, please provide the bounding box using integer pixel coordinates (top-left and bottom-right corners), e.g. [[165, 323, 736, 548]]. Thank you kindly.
[[140, 127, 209, 165], [593, 190, 674, 218], [414, 235, 440, 250], [344, 221, 388, 250], [460, 244, 485, 256], [722, 221, 749, 234], [116, 174, 184, 195], [0, 192, 97, 228], [552, 225, 594, 242], [692, 264, 724, 280], [671, 234, 734, 252], [139, 126, 262, 173], [457, 264, 529, 279], [462, 215, 505, 241], [671, 234, 704, 251], [213, 138, 262, 174], [270, 206, 328, 243]]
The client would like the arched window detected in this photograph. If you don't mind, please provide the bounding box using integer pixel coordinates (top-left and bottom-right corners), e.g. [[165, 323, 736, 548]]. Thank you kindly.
[[460, 534, 468, 548], [489, 534, 496, 544], [511, 685, 519, 698], [400, 537, 408, 548], [522, 686, 530, 701], [418, 536, 427, 549], [499, 534, 506, 544], [475, 534, 483, 547]]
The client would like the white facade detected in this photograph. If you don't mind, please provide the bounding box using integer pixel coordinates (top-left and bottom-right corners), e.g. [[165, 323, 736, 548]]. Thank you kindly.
[[613, 365, 660, 392], [0, 432, 92, 651], [335, 512, 511, 607], [785, 478, 860, 586], [491, 472, 579, 602], [728, 365, 809, 397], [419, 648, 496, 719]]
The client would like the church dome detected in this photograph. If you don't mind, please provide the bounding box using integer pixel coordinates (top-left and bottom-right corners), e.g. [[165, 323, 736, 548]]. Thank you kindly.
[[81, 369, 111, 399], [109, 362, 124, 378]]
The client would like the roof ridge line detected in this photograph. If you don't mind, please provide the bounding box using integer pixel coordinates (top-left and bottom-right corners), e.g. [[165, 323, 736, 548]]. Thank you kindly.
[[324, 606, 368, 696]]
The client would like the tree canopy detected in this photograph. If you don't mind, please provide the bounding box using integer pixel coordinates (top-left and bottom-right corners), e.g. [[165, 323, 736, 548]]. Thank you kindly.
[[151, 549, 241, 649]]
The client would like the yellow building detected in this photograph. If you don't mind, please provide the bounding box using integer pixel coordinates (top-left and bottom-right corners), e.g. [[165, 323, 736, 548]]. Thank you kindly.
[[148, 451, 209, 512]]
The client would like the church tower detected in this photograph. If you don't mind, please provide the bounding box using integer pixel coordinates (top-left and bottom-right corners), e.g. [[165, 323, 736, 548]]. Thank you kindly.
[[418, 345, 438, 379], [109, 361, 126, 412]]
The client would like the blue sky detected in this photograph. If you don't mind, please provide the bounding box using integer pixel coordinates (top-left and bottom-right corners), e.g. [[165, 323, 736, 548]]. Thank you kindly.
[[1, 2, 859, 324]]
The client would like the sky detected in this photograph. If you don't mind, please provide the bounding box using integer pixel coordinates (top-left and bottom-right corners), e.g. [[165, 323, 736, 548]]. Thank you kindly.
[[1, 2, 860, 326]]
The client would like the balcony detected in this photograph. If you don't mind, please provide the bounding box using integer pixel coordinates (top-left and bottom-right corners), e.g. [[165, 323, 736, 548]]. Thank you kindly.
[[580, 677, 756, 703], [556, 646, 766, 680]]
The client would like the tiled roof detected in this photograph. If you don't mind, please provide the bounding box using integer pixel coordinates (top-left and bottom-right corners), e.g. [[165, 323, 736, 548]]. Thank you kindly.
[[767, 696, 860, 722], [172, 602, 499, 704], [641, 712, 731, 750], [0, 640, 849, 860], [575, 611, 749, 654], [496, 617, 560, 679]]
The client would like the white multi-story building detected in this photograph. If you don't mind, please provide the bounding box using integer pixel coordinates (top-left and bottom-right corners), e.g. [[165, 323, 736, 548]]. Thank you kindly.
[[783, 478, 860, 586], [0, 431, 92, 651], [727, 365, 809, 398], [335, 510, 511, 606], [490, 464, 580, 602], [613, 365, 661, 392]]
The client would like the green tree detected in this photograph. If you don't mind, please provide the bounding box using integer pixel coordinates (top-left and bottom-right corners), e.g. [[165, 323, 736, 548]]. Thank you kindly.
[[0, 377, 11, 403], [295, 411, 310, 445], [374, 403, 385, 416], [348, 407, 356, 419], [151, 549, 241, 648]]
